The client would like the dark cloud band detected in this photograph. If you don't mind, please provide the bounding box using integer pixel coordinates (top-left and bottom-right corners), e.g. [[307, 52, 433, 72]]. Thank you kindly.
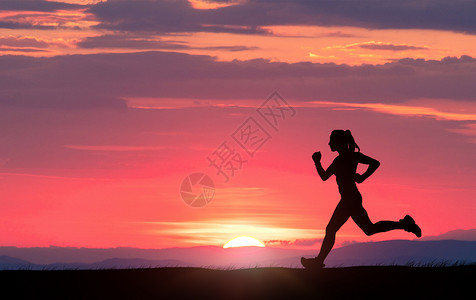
[[1, 51, 475, 110], [88, 0, 476, 34]]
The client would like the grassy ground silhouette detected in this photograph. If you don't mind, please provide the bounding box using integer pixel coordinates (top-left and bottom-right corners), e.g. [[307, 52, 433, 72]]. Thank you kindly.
[[2, 265, 474, 299]]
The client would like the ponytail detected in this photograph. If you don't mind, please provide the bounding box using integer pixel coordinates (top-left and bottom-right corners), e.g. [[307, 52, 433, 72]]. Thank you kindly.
[[345, 130, 360, 152], [330, 129, 361, 152]]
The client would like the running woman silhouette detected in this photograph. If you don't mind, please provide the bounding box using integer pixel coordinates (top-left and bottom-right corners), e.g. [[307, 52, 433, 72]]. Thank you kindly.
[[301, 130, 421, 269]]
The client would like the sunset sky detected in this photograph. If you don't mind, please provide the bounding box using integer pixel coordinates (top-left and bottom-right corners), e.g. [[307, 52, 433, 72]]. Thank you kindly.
[[1, 0, 476, 249]]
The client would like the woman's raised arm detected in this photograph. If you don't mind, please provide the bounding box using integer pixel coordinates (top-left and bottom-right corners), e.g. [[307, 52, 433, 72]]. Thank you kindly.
[[312, 151, 334, 181]]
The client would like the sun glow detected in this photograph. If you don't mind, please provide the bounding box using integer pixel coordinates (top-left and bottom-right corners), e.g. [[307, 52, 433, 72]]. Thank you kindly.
[[223, 236, 265, 248]]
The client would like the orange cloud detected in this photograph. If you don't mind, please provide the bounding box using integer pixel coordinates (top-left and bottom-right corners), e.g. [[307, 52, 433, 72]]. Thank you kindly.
[[188, 0, 245, 10], [309, 101, 476, 121]]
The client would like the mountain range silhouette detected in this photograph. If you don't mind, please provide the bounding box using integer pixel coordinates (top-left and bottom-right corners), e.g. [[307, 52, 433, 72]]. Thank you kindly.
[[1, 239, 475, 270]]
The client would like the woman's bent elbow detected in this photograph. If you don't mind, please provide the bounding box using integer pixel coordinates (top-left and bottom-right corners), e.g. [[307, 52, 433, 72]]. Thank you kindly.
[[373, 160, 380, 168]]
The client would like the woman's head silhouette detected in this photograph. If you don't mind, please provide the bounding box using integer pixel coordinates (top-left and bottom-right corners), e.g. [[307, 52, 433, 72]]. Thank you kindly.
[[329, 129, 360, 153]]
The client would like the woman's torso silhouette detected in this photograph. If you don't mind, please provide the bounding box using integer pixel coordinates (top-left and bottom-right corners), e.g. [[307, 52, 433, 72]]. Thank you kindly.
[[331, 152, 362, 201]]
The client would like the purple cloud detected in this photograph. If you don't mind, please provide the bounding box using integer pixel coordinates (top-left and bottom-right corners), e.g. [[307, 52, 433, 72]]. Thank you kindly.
[[0, 47, 49, 53], [359, 43, 427, 51], [87, 0, 476, 34], [3, 1, 476, 34], [1, 51, 475, 111], [0, 36, 49, 48], [0, 0, 82, 12], [77, 34, 259, 51]]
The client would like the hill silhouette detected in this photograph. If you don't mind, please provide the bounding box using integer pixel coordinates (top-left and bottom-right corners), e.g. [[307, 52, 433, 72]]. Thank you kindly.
[[0, 256, 32, 269], [421, 229, 476, 241], [322, 240, 476, 266], [1, 240, 475, 269], [0, 256, 194, 270]]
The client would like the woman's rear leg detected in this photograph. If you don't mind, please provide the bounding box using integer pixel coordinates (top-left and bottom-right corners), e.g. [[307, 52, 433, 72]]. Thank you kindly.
[[351, 203, 404, 236]]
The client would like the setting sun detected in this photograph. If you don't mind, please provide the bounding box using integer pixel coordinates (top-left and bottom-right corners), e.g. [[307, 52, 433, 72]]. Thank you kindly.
[[223, 236, 266, 249]]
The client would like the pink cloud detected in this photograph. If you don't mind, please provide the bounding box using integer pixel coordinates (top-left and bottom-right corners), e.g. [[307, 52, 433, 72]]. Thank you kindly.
[[63, 145, 176, 151]]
